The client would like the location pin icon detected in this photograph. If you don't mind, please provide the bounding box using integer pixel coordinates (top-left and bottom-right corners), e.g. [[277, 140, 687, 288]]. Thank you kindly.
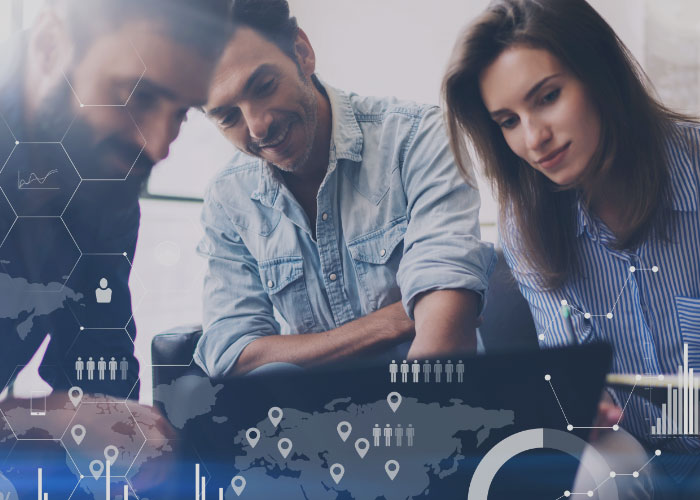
[[268, 407, 283, 428], [71, 424, 86, 445], [385, 460, 400, 481], [278, 437, 293, 459], [387, 392, 402, 413], [337, 421, 352, 442], [246, 428, 260, 448], [89, 460, 104, 480], [68, 387, 83, 408], [354, 438, 369, 459], [329, 463, 345, 485], [104, 445, 119, 466], [231, 475, 246, 496]]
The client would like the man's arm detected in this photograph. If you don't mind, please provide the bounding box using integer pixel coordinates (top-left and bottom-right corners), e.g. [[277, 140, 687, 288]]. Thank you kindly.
[[232, 301, 414, 375], [408, 289, 479, 359]]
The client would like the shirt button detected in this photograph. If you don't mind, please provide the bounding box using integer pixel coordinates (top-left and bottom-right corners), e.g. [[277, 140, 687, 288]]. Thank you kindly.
[[267, 280, 274, 288], [322, 213, 328, 221], [329, 273, 337, 282], [380, 249, 386, 257]]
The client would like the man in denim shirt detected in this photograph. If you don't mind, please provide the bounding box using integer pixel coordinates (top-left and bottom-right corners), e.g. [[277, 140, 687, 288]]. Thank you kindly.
[[196, 0, 495, 377]]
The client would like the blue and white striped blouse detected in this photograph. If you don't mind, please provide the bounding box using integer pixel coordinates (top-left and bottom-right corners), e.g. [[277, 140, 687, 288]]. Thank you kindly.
[[500, 121, 700, 478]]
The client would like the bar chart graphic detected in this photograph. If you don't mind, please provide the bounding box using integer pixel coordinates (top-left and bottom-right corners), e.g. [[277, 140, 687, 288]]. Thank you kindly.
[[650, 344, 700, 437]]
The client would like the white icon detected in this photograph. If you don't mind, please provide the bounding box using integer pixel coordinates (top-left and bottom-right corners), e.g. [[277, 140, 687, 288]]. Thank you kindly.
[[75, 357, 84, 380], [400, 360, 409, 382], [355, 438, 369, 458], [383, 424, 393, 446], [231, 475, 246, 496], [30, 391, 46, 416], [268, 407, 283, 428], [89, 460, 104, 480], [71, 424, 86, 445], [17, 169, 59, 190], [446, 360, 454, 383], [69, 386, 83, 408], [98, 356, 106, 380], [104, 445, 119, 465], [385, 460, 400, 480], [96, 278, 113, 303], [246, 428, 260, 448], [411, 360, 420, 382], [278, 438, 293, 458], [337, 421, 352, 442], [330, 463, 345, 485], [389, 360, 398, 383], [373, 424, 381, 446], [407, 424, 415, 447], [87, 357, 95, 380], [109, 357, 117, 380], [457, 360, 465, 383], [387, 392, 402, 413]]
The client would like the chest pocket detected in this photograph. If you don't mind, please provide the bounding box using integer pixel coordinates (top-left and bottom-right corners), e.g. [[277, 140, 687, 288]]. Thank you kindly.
[[677, 296, 700, 368], [348, 218, 407, 311], [258, 257, 315, 332]]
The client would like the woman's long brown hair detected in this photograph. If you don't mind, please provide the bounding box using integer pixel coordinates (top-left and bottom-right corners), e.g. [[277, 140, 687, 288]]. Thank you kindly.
[[443, 0, 695, 289]]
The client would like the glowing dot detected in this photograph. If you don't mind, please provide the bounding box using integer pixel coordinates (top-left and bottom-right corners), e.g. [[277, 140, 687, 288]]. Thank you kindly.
[[610, 471, 616, 478], [80, 103, 84, 108], [564, 491, 571, 498], [658, 374, 664, 381], [633, 471, 639, 478], [635, 374, 642, 381], [629, 266, 636, 272], [613, 424, 619, 431], [80, 326, 85, 331], [539, 333, 545, 341], [606, 313, 613, 319], [561, 299, 568, 306], [652, 266, 659, 273], [544, 374, 551, 381], [14, 140, 19, 145], [655, 450, 661, 456], [123, 252, 128, 257], [80, 475, 84, 479], [567, 424, 574, 431], [587, 491, 594, 497], [584, 312, 591, 319]]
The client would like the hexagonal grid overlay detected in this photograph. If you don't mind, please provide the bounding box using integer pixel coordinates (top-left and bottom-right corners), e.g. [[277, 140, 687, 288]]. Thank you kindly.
[[0, 190, 15, 246], [0, 112, 16, 171], [0, 217, 80, 291], [0, 143, 81, 216]]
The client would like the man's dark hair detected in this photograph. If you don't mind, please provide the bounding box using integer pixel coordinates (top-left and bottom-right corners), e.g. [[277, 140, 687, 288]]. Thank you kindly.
[[230, 0, 299, 60], [58, 0, 233, 58]]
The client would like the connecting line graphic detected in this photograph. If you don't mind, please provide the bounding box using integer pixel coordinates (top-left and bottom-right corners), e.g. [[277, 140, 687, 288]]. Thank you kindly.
[[537, 264, 660, 342], [544, 373, 638, 432], [552, 450, 661, 500]]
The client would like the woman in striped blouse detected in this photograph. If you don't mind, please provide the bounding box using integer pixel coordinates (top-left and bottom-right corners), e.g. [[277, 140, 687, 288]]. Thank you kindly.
[[443, 0, 699, 497]]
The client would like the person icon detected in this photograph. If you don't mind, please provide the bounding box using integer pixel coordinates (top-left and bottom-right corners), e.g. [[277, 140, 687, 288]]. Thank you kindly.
[[434, 360, 442, 383], [389, 360, 398, 383], [406, 424, 415, 446], [400, 360, 409, 383], [395, 424, 404, 446], [373, 424, 382, 447], [97, 356, 107, 380], [109, 357, 118, 380], [120, 357, 129, 380], [86, 357, 95, 380], [411, 360, 420, 383], [75, 356, 84, 381], [445, 360, 454, 383], [423, 360, 431, 383], [95, 278, 113, 304], [456, 360, 465, 383], [383, 424, 393, 446]]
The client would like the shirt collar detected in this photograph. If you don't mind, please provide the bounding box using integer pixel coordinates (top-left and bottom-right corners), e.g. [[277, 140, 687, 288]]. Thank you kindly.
[[253, 77, 364, 206]]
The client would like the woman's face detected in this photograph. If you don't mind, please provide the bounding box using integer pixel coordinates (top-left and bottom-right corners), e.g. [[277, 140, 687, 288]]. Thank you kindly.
[[479, 46, 601, 186]]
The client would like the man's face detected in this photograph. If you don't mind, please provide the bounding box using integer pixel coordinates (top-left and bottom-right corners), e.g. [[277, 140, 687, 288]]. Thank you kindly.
[[205, 27, 319, 174], [38, 20, 218, 182]]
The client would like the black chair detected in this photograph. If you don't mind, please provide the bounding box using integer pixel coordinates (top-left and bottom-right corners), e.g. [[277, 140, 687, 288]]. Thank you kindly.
[[151, 249, 538, 415]]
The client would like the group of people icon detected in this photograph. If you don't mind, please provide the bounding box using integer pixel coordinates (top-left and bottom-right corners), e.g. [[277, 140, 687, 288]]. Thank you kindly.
[[389, 360, 465, 383], [373, 423, 414, 447], [75, 356, 129, 381]]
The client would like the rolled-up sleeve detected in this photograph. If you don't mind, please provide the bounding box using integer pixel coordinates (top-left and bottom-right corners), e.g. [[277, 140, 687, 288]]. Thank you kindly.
[[194, 185, 279, 379], [397, 106, 496, 319]]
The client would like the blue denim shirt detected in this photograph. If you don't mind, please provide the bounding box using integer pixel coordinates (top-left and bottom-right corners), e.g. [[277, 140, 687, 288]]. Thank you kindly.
[[195, 82, 495, 378]]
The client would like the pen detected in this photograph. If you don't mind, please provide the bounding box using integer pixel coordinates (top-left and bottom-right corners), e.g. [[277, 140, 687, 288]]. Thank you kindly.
[[560, 303, 578, 345]]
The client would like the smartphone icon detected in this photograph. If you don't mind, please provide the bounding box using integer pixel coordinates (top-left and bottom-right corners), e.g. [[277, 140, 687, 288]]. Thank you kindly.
[[30, 391, 46, 416]]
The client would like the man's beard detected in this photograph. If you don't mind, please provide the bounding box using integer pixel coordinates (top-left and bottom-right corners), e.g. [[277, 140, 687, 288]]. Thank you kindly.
[[34, 81, 155, 185], [248, 75, 318, 174]]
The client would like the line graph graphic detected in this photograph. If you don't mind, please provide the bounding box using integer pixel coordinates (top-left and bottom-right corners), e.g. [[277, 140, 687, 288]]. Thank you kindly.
[[17, 169, 60, 190]]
